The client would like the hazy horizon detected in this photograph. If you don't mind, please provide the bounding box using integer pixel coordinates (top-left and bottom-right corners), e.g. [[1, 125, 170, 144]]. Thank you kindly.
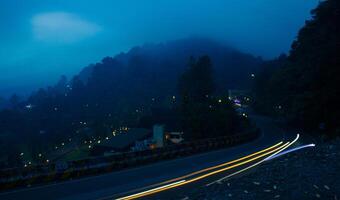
[[0, 0, 318, 97]]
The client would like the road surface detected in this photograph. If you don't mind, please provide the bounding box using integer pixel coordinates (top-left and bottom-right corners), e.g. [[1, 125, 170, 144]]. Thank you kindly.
[[0, 116, 293, 200]]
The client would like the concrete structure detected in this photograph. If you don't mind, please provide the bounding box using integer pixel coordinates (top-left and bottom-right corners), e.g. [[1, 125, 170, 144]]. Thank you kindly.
[[153, 124, 165, 148]]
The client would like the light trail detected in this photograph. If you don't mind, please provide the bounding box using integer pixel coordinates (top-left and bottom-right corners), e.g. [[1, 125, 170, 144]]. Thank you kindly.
[[116, 141, 289, 200], [146, 141, 283, 186], [99, 142, 284, 200], [116, 180, 186, 200], [206, 134, 300, 186], [264, 143, 315, 161]]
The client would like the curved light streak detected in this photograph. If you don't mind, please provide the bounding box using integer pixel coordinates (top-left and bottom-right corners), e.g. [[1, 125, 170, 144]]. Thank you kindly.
[[107, 142, 284, 200], [264, 143, 315, 161], [116, 141, 289, 200], [206, 134, 299, 186]]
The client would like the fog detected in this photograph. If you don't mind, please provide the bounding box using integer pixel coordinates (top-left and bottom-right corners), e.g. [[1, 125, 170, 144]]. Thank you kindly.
[[0, 0, 318, 97]]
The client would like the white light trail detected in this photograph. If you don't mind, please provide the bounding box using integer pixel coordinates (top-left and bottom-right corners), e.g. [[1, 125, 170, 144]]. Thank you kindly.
[[264, 143, 315, 161], [206, 134, 300, 186]]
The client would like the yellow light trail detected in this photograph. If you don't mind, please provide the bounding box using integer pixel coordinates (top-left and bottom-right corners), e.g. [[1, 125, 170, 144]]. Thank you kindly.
[[206, 134, 300, 186], [116, 141, 289, 200], [107, 141, 284, 200], [149, 141, 283, 186], [109, 142, 283, 200]]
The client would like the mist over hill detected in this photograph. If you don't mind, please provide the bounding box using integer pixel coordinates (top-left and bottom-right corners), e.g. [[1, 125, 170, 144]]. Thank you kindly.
[[77, 38, 262, 92], [0, 38, 261, 151]]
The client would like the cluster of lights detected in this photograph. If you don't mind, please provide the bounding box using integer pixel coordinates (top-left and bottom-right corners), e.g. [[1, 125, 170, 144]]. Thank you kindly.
[[119, 127, 129, 131], [244, 97, 250, 101], [242, 113, 248, 118]]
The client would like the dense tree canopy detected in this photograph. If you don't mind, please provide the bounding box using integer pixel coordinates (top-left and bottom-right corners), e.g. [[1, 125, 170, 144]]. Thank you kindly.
[[253, 0, 340, 135], [178, 56, 239, 140]]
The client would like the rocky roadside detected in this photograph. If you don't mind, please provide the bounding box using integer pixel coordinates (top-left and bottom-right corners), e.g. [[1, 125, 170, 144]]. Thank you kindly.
[[175, 138, 340, 200]]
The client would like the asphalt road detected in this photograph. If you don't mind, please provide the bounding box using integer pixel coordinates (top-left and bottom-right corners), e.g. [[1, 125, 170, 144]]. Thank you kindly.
[[0, 116, 291, 200]]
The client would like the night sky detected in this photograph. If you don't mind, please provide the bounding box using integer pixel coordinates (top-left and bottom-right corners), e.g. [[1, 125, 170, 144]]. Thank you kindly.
[[0, 0, 318, 97]]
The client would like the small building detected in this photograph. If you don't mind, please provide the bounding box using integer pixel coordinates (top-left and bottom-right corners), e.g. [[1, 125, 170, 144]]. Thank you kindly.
[[167, 132, 184, 144], [153, 124, 165, 148], [92, 128, 151, 155]]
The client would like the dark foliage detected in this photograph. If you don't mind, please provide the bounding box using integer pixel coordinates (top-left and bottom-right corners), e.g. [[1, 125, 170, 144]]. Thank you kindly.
[[0, 38, 259, 166], [178, 56, 239, 140], [253, 0, 340, 135]]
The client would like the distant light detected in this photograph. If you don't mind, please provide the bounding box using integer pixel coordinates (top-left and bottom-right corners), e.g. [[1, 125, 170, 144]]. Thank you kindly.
[[106, 137, 109, 140], [20, 152, 24, 156], [84, 141, 87, 144], [218, 99, 222, 103], [152, 98, 155, 101], [89, 140, 92, 143], [46, 159, 49, 163], [25, 104, 33, 109], [112, 131, 116, 136], [69, 138, 72, 142], [234, 99, 241, 104], [61, 142, 65, 146], [38, 153, 42, 157], [97, 140, 101, 144], [54, 107, 58, 111], [88, 145, 92, 149], [55, 146, 58, 149], [172, 96, 176, 100], [28, 161, 31, 165], [24, 164, 28, 167], [251, 73, 255, 78]]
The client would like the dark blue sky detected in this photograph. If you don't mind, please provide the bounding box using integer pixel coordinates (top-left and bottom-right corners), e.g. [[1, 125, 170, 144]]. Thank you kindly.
[[0, 0, 318, 97]]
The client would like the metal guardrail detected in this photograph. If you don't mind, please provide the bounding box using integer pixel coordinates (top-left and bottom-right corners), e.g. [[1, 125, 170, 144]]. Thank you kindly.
[[0, 129, 260, 190]]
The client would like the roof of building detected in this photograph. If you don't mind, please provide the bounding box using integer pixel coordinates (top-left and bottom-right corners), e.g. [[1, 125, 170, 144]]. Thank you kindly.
[[96, 128, 151, 150]]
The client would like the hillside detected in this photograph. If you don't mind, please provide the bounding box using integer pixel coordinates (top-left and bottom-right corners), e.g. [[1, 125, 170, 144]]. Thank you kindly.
[[78, 38, 262, 91], [253, 0, 340, 135]]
